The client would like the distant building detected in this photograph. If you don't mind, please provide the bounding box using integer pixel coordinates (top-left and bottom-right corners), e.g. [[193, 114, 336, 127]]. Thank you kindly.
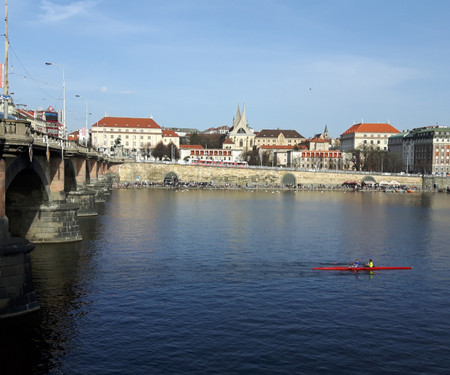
[[67, 130, 80, 142], [204, 126, 230, 134], [340, 122, 400, 152], [91, 116, 179, 155], [299, 137, 330, 151], [258, 145, 295, 166], [255, 129, 305, 148], [179, 144, 241, 163], [162, 129, 180, 146], [388, 126, 450, 174], [179, 145, 204, 160], [291, 150, 343, 170], [258, 144, 342, 169], [224, 104, 255, 152], [313, 125, 329, 140], [16, 106, 62, 137], [222, 138, 235, 150], [388, 131, 410, 170]]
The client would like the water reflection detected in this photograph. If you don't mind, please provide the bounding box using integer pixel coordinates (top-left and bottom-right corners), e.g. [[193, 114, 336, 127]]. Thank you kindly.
[[0, 215, 102, 374], [1, 190, 450, 374]]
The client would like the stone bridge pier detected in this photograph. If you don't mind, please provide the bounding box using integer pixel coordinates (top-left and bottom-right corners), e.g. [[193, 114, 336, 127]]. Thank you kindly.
[[1, 118, 120, 318]]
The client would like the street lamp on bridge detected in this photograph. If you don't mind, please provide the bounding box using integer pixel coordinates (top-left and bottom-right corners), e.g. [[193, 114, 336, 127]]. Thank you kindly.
[[75, 94, 89, 146], [45, 62, 66, 139]]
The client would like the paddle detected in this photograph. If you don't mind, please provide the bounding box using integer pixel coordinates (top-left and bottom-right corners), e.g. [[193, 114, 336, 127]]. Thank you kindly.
[[319, 262, 352, 266]]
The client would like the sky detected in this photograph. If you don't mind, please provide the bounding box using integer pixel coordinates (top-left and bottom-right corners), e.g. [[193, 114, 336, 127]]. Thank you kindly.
[[4, 0, 450, 137]]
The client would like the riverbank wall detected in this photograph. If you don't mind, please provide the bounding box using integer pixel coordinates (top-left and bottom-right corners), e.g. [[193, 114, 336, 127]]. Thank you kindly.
[[118, 162, 424, 188]]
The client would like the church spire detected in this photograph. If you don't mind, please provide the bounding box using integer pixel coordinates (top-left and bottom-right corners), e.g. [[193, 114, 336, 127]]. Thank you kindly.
[[241, 102, 247, 126], [233, 102, 241, 128]]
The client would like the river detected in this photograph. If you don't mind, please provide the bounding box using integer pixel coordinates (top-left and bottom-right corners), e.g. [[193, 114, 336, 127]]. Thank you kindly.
[[1, 189, 450, 374]]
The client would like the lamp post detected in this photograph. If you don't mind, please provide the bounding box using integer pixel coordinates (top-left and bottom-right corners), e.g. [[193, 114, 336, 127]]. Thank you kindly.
[[75, 94, 89, 146], [45, 62, 66, 139]]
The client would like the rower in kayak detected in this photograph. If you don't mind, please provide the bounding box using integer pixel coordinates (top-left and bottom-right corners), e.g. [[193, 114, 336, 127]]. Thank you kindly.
[[352, 259, 360, 268], [367, 259, 374, 268]]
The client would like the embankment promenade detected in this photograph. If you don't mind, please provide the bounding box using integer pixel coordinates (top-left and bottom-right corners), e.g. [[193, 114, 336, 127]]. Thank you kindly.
[[116, 162, 438, 190]]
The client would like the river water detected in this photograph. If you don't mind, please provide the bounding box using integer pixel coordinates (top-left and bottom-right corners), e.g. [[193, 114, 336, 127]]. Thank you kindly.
[[1, 189, 450, 374]]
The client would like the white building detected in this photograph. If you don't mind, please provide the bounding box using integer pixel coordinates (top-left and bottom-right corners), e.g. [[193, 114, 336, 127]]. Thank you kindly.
[[180, 145, 241, 163], [91, 116, 179, 155], [340, 122, 400, 152], [224, 104, 255, 151]]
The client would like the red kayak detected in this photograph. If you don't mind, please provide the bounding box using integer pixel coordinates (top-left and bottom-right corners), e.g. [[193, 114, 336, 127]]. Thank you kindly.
[[312, 266, 412, 271]]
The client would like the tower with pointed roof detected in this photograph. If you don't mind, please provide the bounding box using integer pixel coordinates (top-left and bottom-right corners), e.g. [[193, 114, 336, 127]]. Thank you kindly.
[[225, 103, 255, 152], [313, 124, 329, 140]]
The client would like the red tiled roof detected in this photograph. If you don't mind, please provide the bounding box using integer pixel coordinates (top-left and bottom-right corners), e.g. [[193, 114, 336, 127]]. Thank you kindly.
[[309, 137, 329, 143], [341, 123, 400, 136], [256, 129, 304, 138], [92, 116, 161, 129], [180, 145, 204, 149], [223, 138, 234, 144], [259, 145, 295, 150], [162, 129, 179, 137], [68, 130, 79, 141]]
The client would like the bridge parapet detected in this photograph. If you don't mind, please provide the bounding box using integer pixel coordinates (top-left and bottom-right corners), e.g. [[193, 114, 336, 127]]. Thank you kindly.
[[0, 119, 122, 318]]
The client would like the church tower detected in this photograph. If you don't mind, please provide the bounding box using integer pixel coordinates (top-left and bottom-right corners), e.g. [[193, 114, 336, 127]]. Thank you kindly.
[[323, 124, 329, 139], [225, 103, 255, 152]]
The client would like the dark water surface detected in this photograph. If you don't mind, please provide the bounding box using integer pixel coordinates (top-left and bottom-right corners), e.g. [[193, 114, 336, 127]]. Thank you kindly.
[[2, 189, 450, 374]]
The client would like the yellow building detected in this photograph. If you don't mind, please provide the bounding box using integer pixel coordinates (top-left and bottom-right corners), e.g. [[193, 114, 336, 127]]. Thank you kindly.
[[255, 129, 305, 147]]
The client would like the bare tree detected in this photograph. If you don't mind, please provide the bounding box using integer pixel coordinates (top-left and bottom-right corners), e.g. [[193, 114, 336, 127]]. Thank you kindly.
[[151, 141, 167, 161]]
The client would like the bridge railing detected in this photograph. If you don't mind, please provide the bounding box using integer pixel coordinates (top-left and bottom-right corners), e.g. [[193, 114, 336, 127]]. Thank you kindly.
[[0, 119, 32, 137], [1, 119, 124, 163]]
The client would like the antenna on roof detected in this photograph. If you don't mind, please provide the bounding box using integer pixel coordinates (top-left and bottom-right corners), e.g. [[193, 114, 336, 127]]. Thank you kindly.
[[361, 118, 364, 124]]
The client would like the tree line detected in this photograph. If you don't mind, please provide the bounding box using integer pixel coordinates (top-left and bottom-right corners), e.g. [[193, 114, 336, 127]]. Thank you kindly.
[[349, 145, 403, 173]]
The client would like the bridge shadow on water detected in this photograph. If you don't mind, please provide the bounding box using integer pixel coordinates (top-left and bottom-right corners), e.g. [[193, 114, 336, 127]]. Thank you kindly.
[[0, 204, 103, 375]]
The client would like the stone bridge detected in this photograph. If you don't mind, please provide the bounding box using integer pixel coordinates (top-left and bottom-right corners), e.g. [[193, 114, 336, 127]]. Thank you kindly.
[[0, 118, 120, 318]]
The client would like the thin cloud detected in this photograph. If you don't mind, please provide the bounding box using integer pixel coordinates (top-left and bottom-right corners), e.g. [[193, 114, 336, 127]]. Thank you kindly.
[[38, 0, 97, 23], [305, 56, 420, 92]]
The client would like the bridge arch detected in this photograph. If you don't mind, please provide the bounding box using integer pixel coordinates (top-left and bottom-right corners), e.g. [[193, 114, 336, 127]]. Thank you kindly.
[[282, 173, 296, 186], [5, 155, 49, 196], [6, 165, 48, 238], [164, 171, 179, 184]]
